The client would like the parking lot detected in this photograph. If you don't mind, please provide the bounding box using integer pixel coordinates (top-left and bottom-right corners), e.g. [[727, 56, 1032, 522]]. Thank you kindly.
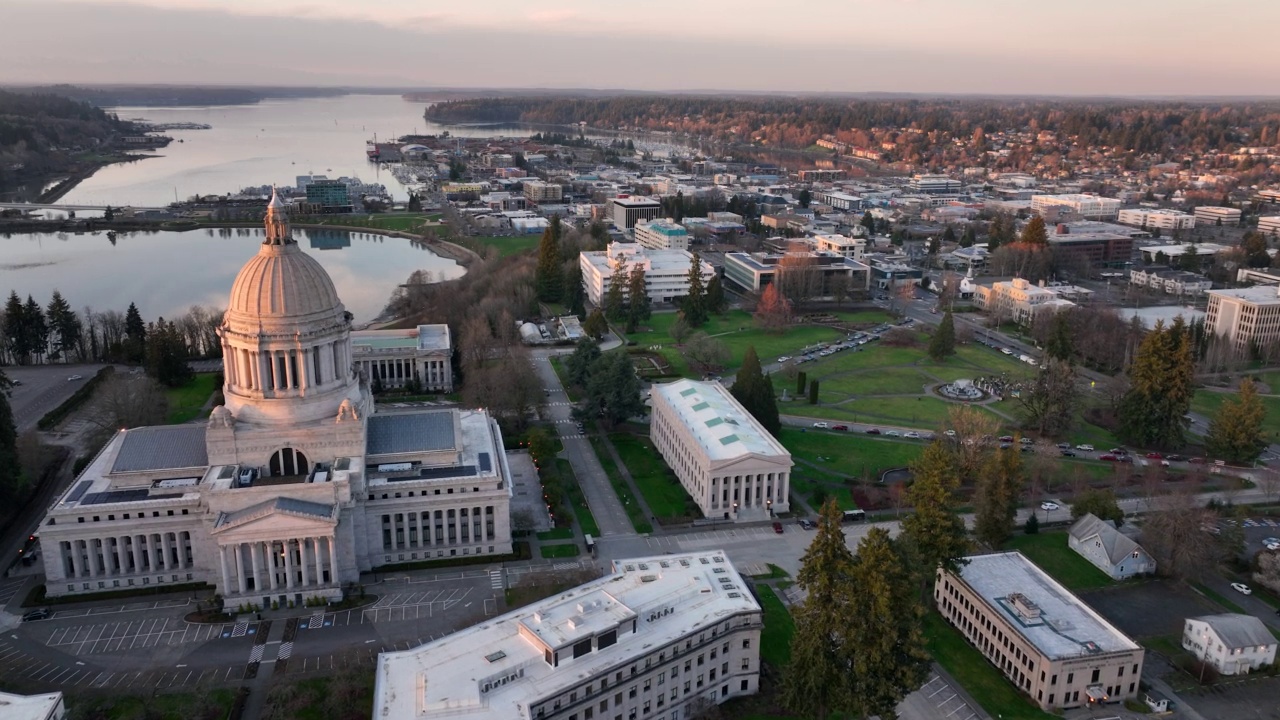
[[43, 617, 261, 656], [3, 364, 102, 433], [1080, 581, 1220, 639]]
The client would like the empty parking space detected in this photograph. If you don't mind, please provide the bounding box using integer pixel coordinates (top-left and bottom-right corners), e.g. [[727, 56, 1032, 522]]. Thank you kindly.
[[45, 618, 260, 655]]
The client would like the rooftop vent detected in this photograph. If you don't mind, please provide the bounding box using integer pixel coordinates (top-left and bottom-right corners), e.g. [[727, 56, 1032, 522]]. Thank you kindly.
[[640, 575, 657, 583], [1008, 592, 1041, 621], [485, 651, 507, 663]]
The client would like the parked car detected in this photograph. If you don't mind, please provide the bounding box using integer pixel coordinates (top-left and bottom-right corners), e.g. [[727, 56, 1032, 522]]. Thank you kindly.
[[67, 374, 83, 381], [1040, 501, 1060, 511], [798, 519, 813, 530], [1231, 582, 1253, 595], [1019, 437, 1034, 445], [865, 428, 881, 435], [812, 422, 829, 429], [1145, 452, 1164, 460], [1057, 443, 1071, 450], [776, 356, 791, 363], [1060, 449, 1077, 457], [999, 435, 1014, 442], [832, 425, 849, 432], [944, 430, 957, 437], [772, 522, 784, 534], [1076, 444, 1095, 451], [885, 430, 901, 437], [904, 431, 921, 439], [1188, 457, 1207, 464], [22, 608, 49, 622], [1109, 447, 1128, 455], [1166, 454, 1186, 462], [1099, 454, 1119, 462]]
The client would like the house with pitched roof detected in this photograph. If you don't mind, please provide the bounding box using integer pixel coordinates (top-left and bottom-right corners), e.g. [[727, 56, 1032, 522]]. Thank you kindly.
[[1067, 514, 1156, 580], [1182, 614, 1277, 675]]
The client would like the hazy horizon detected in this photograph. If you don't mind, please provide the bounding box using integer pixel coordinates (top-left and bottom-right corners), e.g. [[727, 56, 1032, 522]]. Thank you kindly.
[[4, 0, 1279, 97]]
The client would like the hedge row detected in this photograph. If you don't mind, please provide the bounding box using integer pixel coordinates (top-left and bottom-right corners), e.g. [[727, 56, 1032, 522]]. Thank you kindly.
[[38, 366, 115, 430]]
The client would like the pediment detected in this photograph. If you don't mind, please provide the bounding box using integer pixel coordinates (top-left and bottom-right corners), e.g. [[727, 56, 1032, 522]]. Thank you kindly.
[[211, 497, 337, 537], [708, 453, 793, 474]]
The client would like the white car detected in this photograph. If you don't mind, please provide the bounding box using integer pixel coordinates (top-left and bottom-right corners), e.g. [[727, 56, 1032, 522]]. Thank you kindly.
[[1266, 542, 1280, 551], [904, 431, 921, 439], [1076, 444, 1095, 451], [1230, 582, 1253, 595], [812, 422, 829, 429], [67, 374, 83, 381], [1263, 537, 1279, 546], [1040, 502, 1060, 511], [777, 356, 791, 363], [885, 430, 901, 437], [1001, 348, 1014, 355], [944, 429, 956, 437]]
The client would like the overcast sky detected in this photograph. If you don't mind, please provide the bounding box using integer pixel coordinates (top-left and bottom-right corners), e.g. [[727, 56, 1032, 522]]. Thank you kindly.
[[4, 0, 1277, 96]]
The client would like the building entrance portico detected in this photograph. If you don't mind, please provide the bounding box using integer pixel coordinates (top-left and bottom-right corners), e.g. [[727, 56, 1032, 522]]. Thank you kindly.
[[211, 497, 343, 606]]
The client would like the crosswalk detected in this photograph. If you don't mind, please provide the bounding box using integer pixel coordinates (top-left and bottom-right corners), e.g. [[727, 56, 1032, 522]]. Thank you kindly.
[[489, 569, 504, 590], [545, 401, 574, 407]]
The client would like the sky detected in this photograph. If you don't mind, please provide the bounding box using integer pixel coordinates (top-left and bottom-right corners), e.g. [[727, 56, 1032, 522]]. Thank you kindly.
[[3, 0, 1277, 96]]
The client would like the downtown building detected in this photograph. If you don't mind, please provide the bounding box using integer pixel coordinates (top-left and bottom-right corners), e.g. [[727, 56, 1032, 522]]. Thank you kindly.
[[610, 196, 663, 229], [579, 243, 714, 306], [373, 552, 763, 720], [36, 191, 512, 605], [650, 380, 791, 522], [1031, 194, 1122, 220], [1205, 285, 1280, 352], [351, 324, 454, 392], [936, 552, 1144, 711], [634, 219, 690, 251]]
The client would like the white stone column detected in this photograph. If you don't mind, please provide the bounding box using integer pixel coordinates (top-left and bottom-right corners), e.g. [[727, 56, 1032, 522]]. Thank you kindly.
[[130, 535, 142, 575], [250, 541, 263, 593], [324, 536, 335, 584], [299, 348, 310, 392], [299, 539, 310, 587], [416, 514, 424, 549], [158, 533, 170, 571], [267, 542, 279, 590], [69, 541, 81, 578], [428, 512, 436, 547], [114, 537, 127, 575], [313, 536, 324, 585], [219, 546, 231, 593], [285, 351, 295, 390], [285, 540, 296, 590], [145, 534, 157, 572], [236, 544, 247, 594]]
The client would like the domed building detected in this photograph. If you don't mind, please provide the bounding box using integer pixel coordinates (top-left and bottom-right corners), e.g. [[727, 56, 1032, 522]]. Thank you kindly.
[[37, 191, 514, 606]]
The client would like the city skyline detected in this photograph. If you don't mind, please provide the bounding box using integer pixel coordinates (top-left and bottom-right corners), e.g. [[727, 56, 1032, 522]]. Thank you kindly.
[[4, 0, 1278, 96]]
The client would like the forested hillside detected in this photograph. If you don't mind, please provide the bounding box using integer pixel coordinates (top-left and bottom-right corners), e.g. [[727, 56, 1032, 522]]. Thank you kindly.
[[0, 90, 138, 196]]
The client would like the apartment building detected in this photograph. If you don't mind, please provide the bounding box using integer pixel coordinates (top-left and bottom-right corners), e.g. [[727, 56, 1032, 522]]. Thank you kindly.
[[1116, 209, 1196, 232], [812, 232, 866, 260], [635, 219, 690, 251], [579, 243, 714, 306], [1127, 267, 1212, 296], [1258, 216, 1280, 237], [1193, 206, 1242, 226], [373, 551, 763, 720], [1205, 285, 1280, 352], [1031, 194, 1122, 220], [524, 181, 564, 205], [936, 552, 1145, 711], [610, 196, 663, 229], [650, 380, 791, 522], [1182, 614, 1277, 676]]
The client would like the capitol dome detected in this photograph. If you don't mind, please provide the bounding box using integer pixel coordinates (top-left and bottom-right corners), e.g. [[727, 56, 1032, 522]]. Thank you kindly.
[[226, 243, 344, 322]]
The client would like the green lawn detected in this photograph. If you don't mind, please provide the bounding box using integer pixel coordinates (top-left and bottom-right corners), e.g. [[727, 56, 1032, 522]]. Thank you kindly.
[[536, 527, 574, 541], [630, 310, 845, 377], [260, 673, 374, 720], [787, 396, 1006, 429], [1193, 388, 1280, 445], [166, 373, 219, 424], [757, 585, 794, 668], [64, 689, 238, 720], [539, 543, 581, 559], [548, 357, 581, 402], [556, 459, 601, 538], [1005, 532, 1114, 591], [588, 435, 653, 534], [470, 234, 541, 257], [779, 428, 922, 478], [924, 612, 1057, 720], [608, 433, 697, 521]]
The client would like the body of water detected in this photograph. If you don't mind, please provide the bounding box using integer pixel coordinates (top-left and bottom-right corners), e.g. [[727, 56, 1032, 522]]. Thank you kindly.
[[60, 94, 573, 208], [0, 227, 461, 323]]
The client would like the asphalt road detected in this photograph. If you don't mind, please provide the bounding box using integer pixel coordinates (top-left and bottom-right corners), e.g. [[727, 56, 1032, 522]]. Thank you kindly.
[[4, 364, 103, 433]]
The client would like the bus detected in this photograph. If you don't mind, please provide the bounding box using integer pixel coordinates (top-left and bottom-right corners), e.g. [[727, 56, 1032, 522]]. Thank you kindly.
[[584, 534, 596, 557], [842, 509, 866, 523]]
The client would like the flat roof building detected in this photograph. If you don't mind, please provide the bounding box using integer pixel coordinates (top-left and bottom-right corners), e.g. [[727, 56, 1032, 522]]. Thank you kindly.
[[1048, 225, 1134, 265], [650, 379, 791, 521], [1205, 285, 1280, 352], [811, 232, 866, 260], [1031, 194, 1121, 220], [1193, 206, 1242, 226], [723, 251, 870, 297], [974, 278, 1075, 325], [373, 551, 763, 720], [634, 219, 690, 251], [0, 690, 65, 720], [1116, 208, 1195, 231], [910, 174, 962, 195], [610, 196, 663, 229], [524, 181, 563, 205], [936, 552, 1144, 712], [1258, 216, 1280, 237], [579, 243, 714, 306], [351, 324, 453, 393]]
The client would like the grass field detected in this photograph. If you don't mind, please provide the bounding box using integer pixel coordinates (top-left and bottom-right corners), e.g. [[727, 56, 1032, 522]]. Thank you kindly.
[[556, 459, 601, 538], [787, 396, 1007, 429], [779, 428, 923, 478], [757, 585, 794, 668], [1193, 388, 1280, 445], [1005, 532, 1115, 591], [608, 433, 697, 520], [467, 234, 541, 257], [629, 310, 846, 377], [260, 673, 374, 720], [299, 213, 437, 233], [166, 373, 218, 424], [535, 527, 574, 541], [588, 436, 653, 534], [923, 612, 1057, 720], [62, 688, 238, 720], [539, 543, 581, 559]]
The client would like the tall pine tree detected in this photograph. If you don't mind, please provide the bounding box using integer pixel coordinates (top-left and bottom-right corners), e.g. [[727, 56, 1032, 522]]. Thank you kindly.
[[973, 444, 1024, 548], [563, 263, 586, 319], [705, 275, 727, 315], [604, 265, 628, 322], [928, 310, 956, 361], [1205, 378, 1267, 463], [900, 440, 969, 594], [0, 369, 24, 504], [1118, 318, 1195, 448], [625, 265, 650, 333], [22, 295, 47, 364], [534, 215, 564, 303], [729, 346, 781, 437], [4, 291, 29, 364], [124, 302, 147, 364], [681, 252, 708, 327], [46, 290, 82, 363]]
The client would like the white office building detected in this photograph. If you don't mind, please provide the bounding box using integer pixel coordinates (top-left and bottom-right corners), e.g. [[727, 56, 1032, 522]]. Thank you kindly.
[[812, 232, 867, 260], [1193, 206, 1242, 226], [0, 691, 65, 720], [351, 324, 453, 392], [1258, 216, 1280, 237], [579, 243, 714, 306], [1182, 614, 1277, 676], [1031, 194, 1122, 220], [635, 219, 690, 251], [650, 379, 791, 522], [36, 191, 513, 604], [1205, 285, 1280, 352], [1116, 209, 1196, 231], [909, 174, 962, 195], [373, 551, 763, 720], [610, 196, 663, 229]]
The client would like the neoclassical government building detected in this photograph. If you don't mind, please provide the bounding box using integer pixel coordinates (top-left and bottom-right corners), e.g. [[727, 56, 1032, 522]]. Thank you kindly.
[[37, 192, 513, 605]]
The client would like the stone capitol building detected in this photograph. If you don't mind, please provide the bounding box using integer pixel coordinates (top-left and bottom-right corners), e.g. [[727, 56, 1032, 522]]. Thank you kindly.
[[37, 192, 513, 606]]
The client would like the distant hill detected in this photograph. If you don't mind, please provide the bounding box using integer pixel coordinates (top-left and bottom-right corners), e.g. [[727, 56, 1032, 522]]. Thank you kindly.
[[2, 85, 353, 108], [0, 89, 138, 198]]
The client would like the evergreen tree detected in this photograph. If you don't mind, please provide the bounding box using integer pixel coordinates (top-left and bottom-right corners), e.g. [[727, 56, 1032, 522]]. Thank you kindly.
[[604, 265, 628, 322], [796, 371, 807, 396], [844, 528, 931, 717], [782, 498, 856, 719], [563, 263, 586, 319], [534, 216, 564, 302], [928, 310, 956, 360], [1019, 215, 1049, 246], [808, 379, 819, 404], [625, 265, 651, 333], [942, 225, 957, 244], [22, 295, 47, 363], [860, 212, 876, 236], [0, 369, 24, 505], [960, 225, 976, 248], [1044, 312, 1074, 362], [1205, 378, 1267, 463], [1117, 318, 1195, 448], [973, 444, 1024, 548], [901, 441, 969, 592], [3, 291, 29, 364], [585, 351, 645, 427], [582, 308, 609, 340], [144, 318, 193, 388], [729, 346, 781, 437], [1071, 489, 1124, 526], [1024, 513, 1040, 535], [564, 338, 602, 388], [46, 290, 81, 363], [124, 302, 147, 364], [705, 275, 727, 315], [681, 252, 708, 327], [797, 188, 811, 209]]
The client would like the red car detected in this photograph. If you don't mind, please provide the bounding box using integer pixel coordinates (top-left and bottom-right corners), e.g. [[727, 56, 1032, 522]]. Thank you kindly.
[[832, 425, 849, 432], [865, 428, 881, 435], [1099, 454, 1119, 462], [1145, 452, 1163, 460], [772, 522, 784, 534]]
